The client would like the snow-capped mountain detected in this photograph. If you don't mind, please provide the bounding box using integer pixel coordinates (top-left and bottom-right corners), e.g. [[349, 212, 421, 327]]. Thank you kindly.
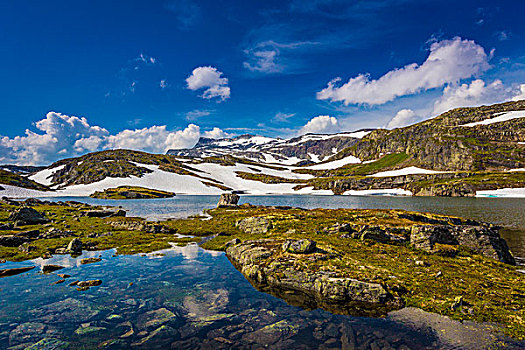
[[167, 131, 372, 165]]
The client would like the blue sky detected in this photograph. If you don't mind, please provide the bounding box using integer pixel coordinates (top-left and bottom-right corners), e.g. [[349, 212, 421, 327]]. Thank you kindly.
[[1, 0, 525, 164]]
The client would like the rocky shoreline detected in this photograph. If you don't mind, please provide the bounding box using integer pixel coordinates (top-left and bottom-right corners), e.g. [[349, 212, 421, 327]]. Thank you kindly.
[[0, 195, 525, 342]]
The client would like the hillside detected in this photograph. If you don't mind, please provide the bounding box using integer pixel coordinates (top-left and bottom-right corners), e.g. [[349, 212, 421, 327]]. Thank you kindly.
[[336, 100, 525, 171], [0, 101, 524, 198]]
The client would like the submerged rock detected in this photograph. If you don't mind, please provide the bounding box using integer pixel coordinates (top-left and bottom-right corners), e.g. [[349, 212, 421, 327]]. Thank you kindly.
[[0, 266, 35, 278], [80, 257, 102, 265], [41, 265, 65, 274], [217, 193, 240, 208], [136, 308, 177, 331], [8, 207, 49, 226]]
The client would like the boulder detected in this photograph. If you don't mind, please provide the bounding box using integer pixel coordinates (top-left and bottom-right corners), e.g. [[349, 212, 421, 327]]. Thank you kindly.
[[410, 225, 515, 265], [8, 207, 49, 225], [0, 235, 28, 247], [66, 238, 82, 254], [14, 229, 40, 239], [76, 280, 102, 287], [236, 217, 271, 234], [0, 266, 35, 278], [217, 193, 240, 208], [41, 265, 65, 274], [83, 209, 126, 218], [282, 239, 317, 254], [225, 238, 241, 247]]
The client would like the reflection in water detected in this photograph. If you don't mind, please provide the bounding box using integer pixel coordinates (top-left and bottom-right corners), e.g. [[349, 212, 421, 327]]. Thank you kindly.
[[10, 195, 522, 348], [0, 246, 449, 349]]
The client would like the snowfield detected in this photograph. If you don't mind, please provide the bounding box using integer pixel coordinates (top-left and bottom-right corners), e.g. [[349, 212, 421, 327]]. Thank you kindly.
[[369, 166, 445, 177], [28, 164, 66, 186], [460, 111, 525, 127], [343, 188, 412, 196], [304, 155, 361, 170], [476, 188, 525, 198]]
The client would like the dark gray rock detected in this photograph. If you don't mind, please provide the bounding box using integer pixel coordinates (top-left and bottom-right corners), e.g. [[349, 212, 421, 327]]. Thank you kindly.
[[217, 193, 240, 208], [0, 235, 28, 247], [41, 265, 65, 274], [66, 238, 82, 254], [0, 266, 35, 278], [14, 229, 40, 239], [410, 225, 515, 265], [83, 209, 126, 218], [8, 207, 49, 225], [225, 238, 241, 247]]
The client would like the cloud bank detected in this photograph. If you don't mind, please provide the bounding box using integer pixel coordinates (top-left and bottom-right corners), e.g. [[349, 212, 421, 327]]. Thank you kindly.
[[186, 66, 231, 101], [317, 37, 491, 105], [299, 115, 340, 135], [0, 112, 230, 165], [385, 109, 419, 129]]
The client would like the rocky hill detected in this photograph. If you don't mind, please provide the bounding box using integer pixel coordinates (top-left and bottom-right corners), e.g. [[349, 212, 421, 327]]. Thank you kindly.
[[1, 101, 524, 198], [336, 100, 525, 171], [168, 131, 370, 165]]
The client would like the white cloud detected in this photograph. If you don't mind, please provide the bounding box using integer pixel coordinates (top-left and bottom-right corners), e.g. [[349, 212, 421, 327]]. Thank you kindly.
[[0, 112, 109, 165], [298, 115, 339, 135], [185, 109, 212, 121], [432, 79, 512, 116], [512, 84, 525, 101], [385, 109, 419, 129], [317, 37, 491, 106], [243, 40, 319, 74], [186, 66, 230, 101], [159, 80, 168, 89], [273, 112, 295, 123], [0, 112, 230, 165], [203, 127, 231, 139]]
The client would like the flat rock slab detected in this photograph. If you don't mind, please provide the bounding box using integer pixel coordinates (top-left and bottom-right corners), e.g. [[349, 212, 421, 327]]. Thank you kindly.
[[0, 266, 35, 278]]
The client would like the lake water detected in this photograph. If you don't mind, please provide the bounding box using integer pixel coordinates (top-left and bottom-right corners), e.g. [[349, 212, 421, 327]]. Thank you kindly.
[[0, 195, 524, 349]]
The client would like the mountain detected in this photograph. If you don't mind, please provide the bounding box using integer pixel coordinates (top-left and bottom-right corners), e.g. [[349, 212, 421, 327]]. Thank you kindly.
[[1, 101, 524, 198], [167, 131, 372, 165]]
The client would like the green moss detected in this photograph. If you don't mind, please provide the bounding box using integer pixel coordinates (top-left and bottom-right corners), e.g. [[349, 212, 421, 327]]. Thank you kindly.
[[236, 171, 306, 184], [0, 169, 50, 191], [90, 186, 175, 199]]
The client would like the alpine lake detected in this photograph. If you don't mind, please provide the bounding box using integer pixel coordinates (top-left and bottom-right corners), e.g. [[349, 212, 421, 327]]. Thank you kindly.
[[1, 195, 524, 349]]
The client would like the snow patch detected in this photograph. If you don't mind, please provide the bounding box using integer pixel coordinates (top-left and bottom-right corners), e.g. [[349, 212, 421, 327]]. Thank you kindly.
[[369, 166, 445, 177], [476, 188, 525, 198], [29, 164, 66, 186], [304, 155, 361, 170], [461, 111, 525, 127], [343, 188, 412, 196]]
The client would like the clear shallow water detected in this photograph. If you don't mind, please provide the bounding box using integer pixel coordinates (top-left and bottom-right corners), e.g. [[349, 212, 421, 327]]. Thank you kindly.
[[44, 195, 525, 259], [0, 245, 443, 349], [0, 194, 520, 349]]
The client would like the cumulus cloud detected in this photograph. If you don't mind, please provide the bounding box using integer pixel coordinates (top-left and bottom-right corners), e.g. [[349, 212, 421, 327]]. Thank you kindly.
[[385, 109, 420, 129], [432, 79, 513, 116], [298, 115, 339, 135], [186, 66, 230, 101], [0, 112, 230, 165], [512, 84, 525, 101], [203, 127, 231, 139], [0, 112, 109, 165], [317, 37, 491, 106]]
